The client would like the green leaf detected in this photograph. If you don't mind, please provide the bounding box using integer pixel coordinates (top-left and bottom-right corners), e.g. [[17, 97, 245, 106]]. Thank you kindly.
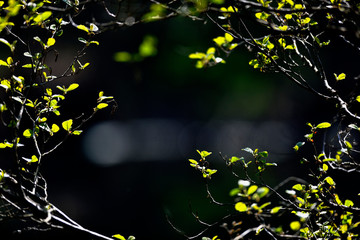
[[22, 64, 34, 68], [258, 151, 268, 158], [345, 140, 353, 149], [33, 11, 52, 23], [324, 176, 335, 186], [316, 122, 331, 129], [189, 52, 206, 59], [23, 129, 33, 138], [72, 130, 82, 135], [259, 202, 271, 209], [67, 83, 79, 92], [112, 234, 126, 240], [344, 199, 354, 207], [292, 184, 303, 191], [213, 36, 225, 46], [230, 156, 242, 163], [293, 142, 305, 151], [139, 35, 157, 58], [235, 202, 247, 212], [334, 73, 346, 81], [114, 52, 132, 62], [189, 159, 198, 165], [257, 187, 269, 198], [23, 155, 39, 164], [78, 37, 87, 44], [323, 158, 336, 162], [62, 119, 73, 131], [229, 188, 240, 197], [270, 206, 281, 214], [197, 150, 212, 158], [96, 103, 108, 110], [51, 124, 60, 133], [0, 59, 8, 66], [290, 221, 301, 231], [0, 170, 4, 182], [247, 185, 258, 195], [77, 24, 89, 33], [47, 37, 55, 47]]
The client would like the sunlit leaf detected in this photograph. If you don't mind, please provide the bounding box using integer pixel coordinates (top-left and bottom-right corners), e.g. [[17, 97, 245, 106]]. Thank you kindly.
[[344, 199, 354, 207], [62, 119, 73, 131], [324, 176, 335, 186], [51, 124, 60, 133], [316, 122, 331, 129], [33, 11, 52, 23], [235, 202, 247, 212], [334, 73, 346, 81], [96, 103, 108, 110], [77, 24, 89, 33], [72, 130, 82, 135], [270, 206, 281, 214], [47, 37, 55, 47], [213, 36, 225, 46], [292, 184, 303, 191], [0, 59, 8, 66], [247, 185, 258, 195], [23, 129, 32, 138], [290, 221, 301, 231], [67, 83, 79, 92], [189, 52, 206, 59], [112, 234, 126, 240]]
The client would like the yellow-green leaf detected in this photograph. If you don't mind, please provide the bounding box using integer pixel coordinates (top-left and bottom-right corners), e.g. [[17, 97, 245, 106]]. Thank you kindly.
[[72, 130, 82, 135], [62, 119, 73, 131], [324, 176, 335, 186], [270, 206, 281, 214], [290, 221, 301, 231], [292, 184, 303, 191], [189, 52, 206, 59], [96, 103, 108, 110], [0, 59, 8, 66], [235, 202, 247, 212], [334, 73, 346, 81], [247, 185, 258, 195], [323, 164, 328, 172], [23, 129, 32, 138], [224, 33, 233, 42], [213, 36, 225, 46], [77, 24, 89, 33], [278, 25, 288, 31], [67, 83, 79, 92], [112, 234, 126, 240], [29, 155, 38, 163], [51, 124, 59, 133], [47, 37, 55, 47], [33, 11, 52, 23], [344, 199, 354, 207], [316, 122, 331, 129]]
